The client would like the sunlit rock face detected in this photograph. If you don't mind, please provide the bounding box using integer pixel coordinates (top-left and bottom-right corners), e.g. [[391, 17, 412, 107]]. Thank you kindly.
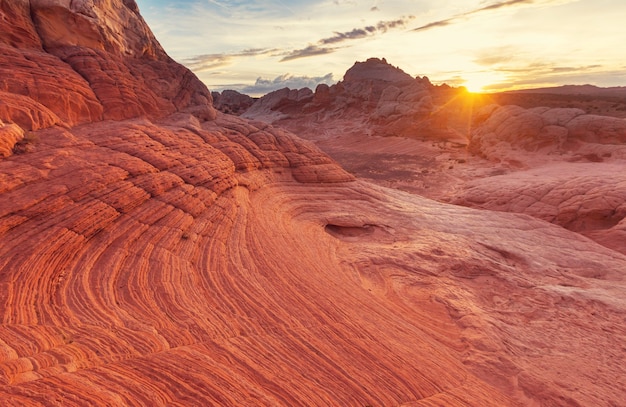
[[0, 0, 214, 132], [243, 58, 456, 141], [0, 2, 625, 407]]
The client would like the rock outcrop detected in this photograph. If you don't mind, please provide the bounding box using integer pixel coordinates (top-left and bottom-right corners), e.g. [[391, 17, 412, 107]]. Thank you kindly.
[[449, 104, 626, 254], [0, 0, 214, 132], [0, 2, 625, 407], [469, 105, 626, 162], [212, 90, 255, 115], [243, 58, 457, 141], [452, 163, 626, 254], [242, 87, 313, 122]]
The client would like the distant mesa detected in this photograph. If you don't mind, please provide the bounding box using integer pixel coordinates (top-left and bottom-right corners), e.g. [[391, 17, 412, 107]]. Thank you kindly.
[[507, 84, 626, 98]]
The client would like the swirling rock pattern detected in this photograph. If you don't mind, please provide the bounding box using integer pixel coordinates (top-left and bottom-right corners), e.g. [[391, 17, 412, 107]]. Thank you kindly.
[[1, 1, 625, 406], [0, 115, 625, 406]]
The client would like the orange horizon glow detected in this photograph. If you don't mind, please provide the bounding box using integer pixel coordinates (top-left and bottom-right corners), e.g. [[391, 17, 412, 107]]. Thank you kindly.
[[137, 0, 626, 96]]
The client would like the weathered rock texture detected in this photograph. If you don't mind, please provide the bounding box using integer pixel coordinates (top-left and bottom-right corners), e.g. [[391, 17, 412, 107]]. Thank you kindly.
[[212, 90, 255, 115], [448, 105, 626, 254], [2, 114, 626, 406], [0, 2, 625, 407], [243, 58, 457, 141], [469, 105, 626, 162], [0, 0, 214, 133]]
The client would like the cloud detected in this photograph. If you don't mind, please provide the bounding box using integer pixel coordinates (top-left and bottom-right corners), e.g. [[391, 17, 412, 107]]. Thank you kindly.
[[283, 16, 415, 61], [472, 47, 518, 66], [320, 16, 415, 45], [320, 27, 374, 44], [183, 48, 277, 71], [470, 0, 536, 13], [473, 62, 616, 91], [412, 18, 454, 32], [412, 0, 539, 32], [280, 45, 338, 62], [183, 54, 233, 71], [214, 73, 335, 96]]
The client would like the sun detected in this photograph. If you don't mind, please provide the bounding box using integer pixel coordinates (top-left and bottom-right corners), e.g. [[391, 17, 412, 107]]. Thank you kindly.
[[462, 72, 502, 93]]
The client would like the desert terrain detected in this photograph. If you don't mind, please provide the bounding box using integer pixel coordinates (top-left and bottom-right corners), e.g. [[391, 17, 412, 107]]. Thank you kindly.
[[0, 1, 625, 406]]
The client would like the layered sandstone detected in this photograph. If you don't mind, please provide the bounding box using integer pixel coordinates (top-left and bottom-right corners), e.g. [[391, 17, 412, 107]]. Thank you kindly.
[[0, 0, 214, 133], [243, 58, 457, 141], [469, 105, 626, 162], [1, 113, 625, 406], [0, 2, 625, 407]]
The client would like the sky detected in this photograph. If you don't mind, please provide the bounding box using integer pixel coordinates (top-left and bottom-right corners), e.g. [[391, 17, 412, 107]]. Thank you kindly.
[[135, 0, 626, 96]]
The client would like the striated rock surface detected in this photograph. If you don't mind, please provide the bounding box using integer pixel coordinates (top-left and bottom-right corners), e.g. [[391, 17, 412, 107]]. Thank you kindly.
[[0, 3, 625, 407], [0, 0, 214, 131], [1, 116, 625, 405]]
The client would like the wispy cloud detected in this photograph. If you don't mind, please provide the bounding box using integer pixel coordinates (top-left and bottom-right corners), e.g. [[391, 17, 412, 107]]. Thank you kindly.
[[412, 0, 537, 32], [282, 16, 415, 61], [280, 45, 338, 62], [320, 27, 375, 45], [412, 18, 455, 32], [321, 16, 415, 45], [183, 48, 278, 71]]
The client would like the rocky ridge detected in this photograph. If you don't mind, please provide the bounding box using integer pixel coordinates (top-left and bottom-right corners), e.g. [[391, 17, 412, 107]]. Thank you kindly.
[[0, 2, 624, 407], [242, 58, 455, 140], [211, 90, 255, 116]]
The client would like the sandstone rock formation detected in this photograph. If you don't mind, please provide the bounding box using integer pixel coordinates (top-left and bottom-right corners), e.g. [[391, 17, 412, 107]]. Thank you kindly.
[[243, 58, 457, 141], [212, 90, 255, 115], [444, 104, 626, 254], [0, 2, 625, 407], [469, 105, 626, 162], [0, 0, 214, 132], [2, 112, 626, 406], [452, 163, 626, 254], [242, 87, 313, 122]]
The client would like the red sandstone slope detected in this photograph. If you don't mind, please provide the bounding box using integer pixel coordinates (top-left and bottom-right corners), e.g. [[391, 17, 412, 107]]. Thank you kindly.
[[0, 2, 625, 407], [0, 0, 213, 133]]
